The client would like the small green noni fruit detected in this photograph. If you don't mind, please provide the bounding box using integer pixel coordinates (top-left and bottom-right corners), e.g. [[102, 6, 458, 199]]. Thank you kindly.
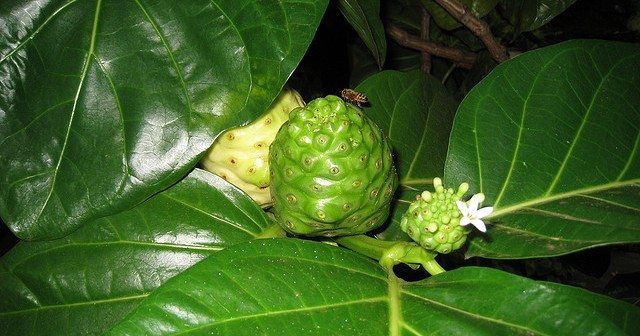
[[269, 95, 398, 237], [400, 178, 471, 254], [201, 88, 305, 206]]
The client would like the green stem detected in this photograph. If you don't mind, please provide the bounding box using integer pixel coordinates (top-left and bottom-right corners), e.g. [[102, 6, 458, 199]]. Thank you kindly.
[[421, 258, 446, 275], [336, 235, 445, 276], [255, 223, 287, 239], [336, 234, 398, 260]]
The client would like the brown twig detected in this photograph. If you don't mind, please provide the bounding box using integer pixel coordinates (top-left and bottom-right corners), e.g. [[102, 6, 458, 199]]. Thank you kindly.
[[386, 23, 476, 69], [432, 0, 508, 62], [420, 6, 432, 73]]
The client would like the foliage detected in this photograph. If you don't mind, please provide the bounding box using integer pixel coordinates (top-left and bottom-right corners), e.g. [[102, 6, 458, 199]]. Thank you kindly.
[[1, 0, 639, 335]]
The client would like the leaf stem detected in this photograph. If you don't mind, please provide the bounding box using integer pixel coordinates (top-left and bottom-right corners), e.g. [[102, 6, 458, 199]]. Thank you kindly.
[[336, 235, 445, 275], [255, 223, 287, 239]]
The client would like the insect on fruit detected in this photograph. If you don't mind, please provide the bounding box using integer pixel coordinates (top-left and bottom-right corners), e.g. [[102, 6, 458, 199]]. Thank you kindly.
[[340, 88, 368, 107]]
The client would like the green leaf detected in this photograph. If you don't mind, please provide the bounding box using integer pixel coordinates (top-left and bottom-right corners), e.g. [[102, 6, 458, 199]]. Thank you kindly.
[[0, 169, 271, 335], [500, 0, 577, 32], [0, 0, 328, 240], [445, 40, 640, 259], [421, 0, 500, 31], [356, 70, 457, 241], [338, 0, 386, 68], [106, 238, 640, 335]]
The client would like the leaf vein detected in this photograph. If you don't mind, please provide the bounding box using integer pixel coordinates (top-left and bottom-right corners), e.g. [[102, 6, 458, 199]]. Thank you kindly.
[[133, 0, 193, 119], [400, 291, 551, 336], [404, 78, 432, 181], [545, 52, 637, 195], [32, 0, 103, 228], [0, 0, 79, 65]]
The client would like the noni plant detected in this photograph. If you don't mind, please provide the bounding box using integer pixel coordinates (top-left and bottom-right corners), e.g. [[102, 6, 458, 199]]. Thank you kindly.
[[1, 1, 639, 335], [269, 95, 398, 237], [201, 88, 304, 206]]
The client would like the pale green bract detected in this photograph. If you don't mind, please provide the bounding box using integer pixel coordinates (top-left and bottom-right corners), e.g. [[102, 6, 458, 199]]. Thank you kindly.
[[201, 88, 305, 206]]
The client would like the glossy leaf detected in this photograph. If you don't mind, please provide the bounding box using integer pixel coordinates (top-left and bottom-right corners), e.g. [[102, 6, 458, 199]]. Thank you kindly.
[[0, 169, 272, 335], [356, 70, 457, 240], [338, 0, 386, 68], [501, 0, 577, 32], [445, 40, 640, 258], [421, 0, 500, 31], [0, 0, 328, 240], [106, 238, 640, 335]]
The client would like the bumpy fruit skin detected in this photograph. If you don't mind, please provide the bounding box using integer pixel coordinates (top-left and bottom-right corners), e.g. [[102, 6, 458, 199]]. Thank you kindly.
[[269, 95, 398, 237], [201, 88, 305, 206], [400, 179, 471, 254]]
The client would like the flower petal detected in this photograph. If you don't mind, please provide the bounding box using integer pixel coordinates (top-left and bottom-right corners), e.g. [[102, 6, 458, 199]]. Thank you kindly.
[[467, 199, 479, 212], [469, 219, 487, 232], [459, 216, 471, 227], [475, 206, 494, 219], [456, 201, 468, 216]]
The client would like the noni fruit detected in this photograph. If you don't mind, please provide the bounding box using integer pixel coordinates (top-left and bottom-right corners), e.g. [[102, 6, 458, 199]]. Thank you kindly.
[[269, 95, 398, 237], [400, 178, 471, 254], [201, 88, 305, 206]]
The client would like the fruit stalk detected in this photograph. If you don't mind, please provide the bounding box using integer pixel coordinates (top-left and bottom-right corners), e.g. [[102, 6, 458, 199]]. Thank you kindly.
[[336, 235, 445, 275]]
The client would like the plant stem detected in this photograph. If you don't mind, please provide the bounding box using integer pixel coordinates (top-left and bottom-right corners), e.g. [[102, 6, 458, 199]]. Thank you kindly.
[[420, 6, 432, 73], [421, 258, 446, 275], [336, 234, 398, 260], [336, 235, 445, 276], [386, 23, 476, 69], [432, 0, 508, 62]]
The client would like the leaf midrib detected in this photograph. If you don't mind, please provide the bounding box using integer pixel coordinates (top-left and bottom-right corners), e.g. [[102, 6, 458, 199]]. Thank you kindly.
[[489, 178, 640, 218], [491, 49, 573, 208], [545, 52, 635, 195], [401, 290, 549, 336], [18, 239, 222, 263], [32, 0, 103, 228], [387, 274, 402, 336], [171, 297, 387, 335], [403, 78, 434, 182], [0, 293, 148, 317]]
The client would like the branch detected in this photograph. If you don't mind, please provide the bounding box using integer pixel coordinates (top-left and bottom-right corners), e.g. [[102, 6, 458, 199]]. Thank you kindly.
[[386, 23, 476, 69], [420, 6, 432, 73], [433, 0, 508, 62]]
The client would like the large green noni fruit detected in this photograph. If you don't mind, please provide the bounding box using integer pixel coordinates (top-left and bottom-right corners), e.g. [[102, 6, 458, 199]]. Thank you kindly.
[[201, 88, 305, 206], [269, 95, 398, 237]]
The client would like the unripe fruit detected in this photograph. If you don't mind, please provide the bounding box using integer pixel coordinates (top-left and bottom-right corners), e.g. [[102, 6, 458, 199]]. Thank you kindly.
[[400, 178, 471, 254], [201, 88, 305, 206], [269, 95, 398, 237]]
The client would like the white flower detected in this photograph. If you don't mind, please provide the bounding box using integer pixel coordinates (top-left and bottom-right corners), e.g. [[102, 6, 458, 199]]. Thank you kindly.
[[456, 193, 493, 232]]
